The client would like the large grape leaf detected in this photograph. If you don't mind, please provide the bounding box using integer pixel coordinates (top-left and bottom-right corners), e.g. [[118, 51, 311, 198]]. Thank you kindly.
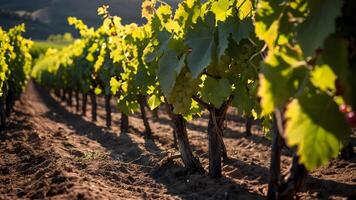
[[297, 0, 342, 57], [322, 36, 353, 105], [185, 13, 216, 78], [258, 47, 307, 115], [231, 18, 253, 45], [285, 91, 349, 170], [201, 77, 231, 108], [236, 0, 253, 20], [322, 37, 348, 75], [117, 95, 140, 115], [158, 50, 185, 96], [217, 17, 253, 60], [148, 94, 162, 110], [232, 81, 254, 115], [217, 21, 231, 60], [254, 1, 282, 48], [211, 0, 232, 22], [145, 30, 171, 63], [155, 4, 172, 24], [310, 64, 336, 93]]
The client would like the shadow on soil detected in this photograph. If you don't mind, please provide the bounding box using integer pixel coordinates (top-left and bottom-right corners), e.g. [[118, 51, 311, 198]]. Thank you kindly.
[[33, 83, 265, 199], [32, 83, 355, 199]]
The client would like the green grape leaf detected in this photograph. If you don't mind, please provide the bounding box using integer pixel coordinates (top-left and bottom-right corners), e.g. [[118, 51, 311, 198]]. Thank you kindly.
[[145, 30, 171, 63], [211, 0, 232, 22], [110, 78, 120, 95], [185, 13, 216, 78], [217, 17, 252, 60], [258, 47, 307, 115], [310, 64, 336, 93], [297, 0, 342, 57], [135, 63, 154, 89], [232, 84, 254, 115], [236, 0, 253, 20], [232, 80, 258, 115], [285, 91, 349, 170], [158, 50, 185, 96], [322, 36, 353, 105], [148, 94, 162, 110], [201, 77, 231, 108], [322, 37, 348, 75], [254, 1, 282, 48], [231, 18, 253, 44], [97, 5, 109, 17], [217, 21, 231, 62], [117, 95, 139, 115], [156, 4, 172, 23], [94, 87, 102, 95]]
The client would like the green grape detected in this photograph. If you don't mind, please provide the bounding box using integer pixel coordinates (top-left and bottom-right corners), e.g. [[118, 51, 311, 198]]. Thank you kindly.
[[229, 39, 257, 75], [166, 69, 201, 115]]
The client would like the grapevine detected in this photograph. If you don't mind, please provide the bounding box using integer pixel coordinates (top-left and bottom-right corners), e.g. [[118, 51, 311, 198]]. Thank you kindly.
[[25, 0, 356, 198]]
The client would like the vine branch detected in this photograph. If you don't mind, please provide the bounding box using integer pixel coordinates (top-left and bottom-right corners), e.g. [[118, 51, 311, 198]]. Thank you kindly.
[[192, 95, 210, 109]]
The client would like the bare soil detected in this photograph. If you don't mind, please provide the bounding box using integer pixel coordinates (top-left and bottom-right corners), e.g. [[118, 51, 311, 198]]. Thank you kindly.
[[0, 81, 355, 200]]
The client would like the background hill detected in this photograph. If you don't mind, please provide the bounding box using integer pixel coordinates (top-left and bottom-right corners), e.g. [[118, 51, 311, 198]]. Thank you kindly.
[[0, 0, 179, 39]]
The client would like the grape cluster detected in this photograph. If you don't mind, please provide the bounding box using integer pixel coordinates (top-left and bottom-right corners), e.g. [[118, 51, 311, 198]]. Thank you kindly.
[[167, 70, 201, 115], [339, 104, 356, 127], [229, 39, 256, 74]]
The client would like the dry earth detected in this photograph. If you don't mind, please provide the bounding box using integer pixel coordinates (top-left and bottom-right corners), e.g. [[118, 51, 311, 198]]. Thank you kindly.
[[0, 81, 355, 199]]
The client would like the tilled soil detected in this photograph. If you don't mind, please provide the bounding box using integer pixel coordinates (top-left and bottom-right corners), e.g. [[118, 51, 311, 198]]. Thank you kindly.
[[0, 81, 355, 200]]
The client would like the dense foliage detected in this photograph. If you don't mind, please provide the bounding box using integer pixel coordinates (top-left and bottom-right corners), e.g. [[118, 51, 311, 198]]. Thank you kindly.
[[31, 0, 356, 198], [0, 24, 32, 127], [0, 24, 32, 97]]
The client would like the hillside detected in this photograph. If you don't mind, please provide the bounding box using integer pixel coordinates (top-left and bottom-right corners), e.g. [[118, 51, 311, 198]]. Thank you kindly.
[[0, 0, 179, 39]]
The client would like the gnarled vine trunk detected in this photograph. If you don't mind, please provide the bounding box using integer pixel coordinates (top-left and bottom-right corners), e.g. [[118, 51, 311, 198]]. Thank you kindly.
[[151, 107, 159, 120], [267, 114, 282, 200], [138, 95, 152, 139], [61, 89, 66, 101], [339, 142, 355, 160], [279, 155, 307, 199], [75, 90, 80, 112], [5, 88, 15, 117], [175, 114, 204, 172], [89, 91, 97, 122], [165, 103, 203, 171], [267, 109, 308, 199], [245, 115, 253, 136], [207, 108, 222, 178], [121, 113, 129, 133], [82, 93, 87, 116], [0, 95, 6, 130], [54, 88, 61, 98], [105, 94, 111, 127], [207, 101, 230, 178], [164, 103, 178, 148], [67, 89, 73, 106]]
